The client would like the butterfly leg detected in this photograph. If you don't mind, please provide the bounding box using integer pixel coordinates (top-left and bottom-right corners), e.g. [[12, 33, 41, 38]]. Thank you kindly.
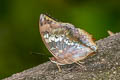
[[56, 64, 62, 72], [78, 61, 84, 64], [49, 57, 62, 72], [75, 61, 82, 66], [75, 61, 85, 69]]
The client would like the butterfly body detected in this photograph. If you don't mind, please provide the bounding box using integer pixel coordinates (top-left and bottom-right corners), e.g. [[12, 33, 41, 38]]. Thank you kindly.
[[39, 14, 97, 66]]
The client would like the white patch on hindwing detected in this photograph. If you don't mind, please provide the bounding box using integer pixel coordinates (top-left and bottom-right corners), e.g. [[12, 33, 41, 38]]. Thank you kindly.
[[43, 33, 49, 39], [43, 33, 88, 51]]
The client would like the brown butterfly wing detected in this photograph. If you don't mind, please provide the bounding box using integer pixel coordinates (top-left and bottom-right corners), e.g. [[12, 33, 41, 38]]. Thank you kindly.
[[39, 14, 97, 64]]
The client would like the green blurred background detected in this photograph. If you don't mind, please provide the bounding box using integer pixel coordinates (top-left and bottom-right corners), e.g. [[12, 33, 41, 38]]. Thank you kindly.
[[0, 0, 120, 79]]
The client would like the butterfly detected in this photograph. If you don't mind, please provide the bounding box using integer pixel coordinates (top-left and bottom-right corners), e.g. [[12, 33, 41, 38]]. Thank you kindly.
[[39, 14, 97, 72]]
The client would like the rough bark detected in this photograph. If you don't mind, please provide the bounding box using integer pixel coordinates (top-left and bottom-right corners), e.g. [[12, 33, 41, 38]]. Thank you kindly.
[[3, 33, 120, 80]]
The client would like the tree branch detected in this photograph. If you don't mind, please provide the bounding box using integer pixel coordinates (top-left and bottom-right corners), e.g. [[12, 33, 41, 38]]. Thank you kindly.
[[3, 33, 120, 80]]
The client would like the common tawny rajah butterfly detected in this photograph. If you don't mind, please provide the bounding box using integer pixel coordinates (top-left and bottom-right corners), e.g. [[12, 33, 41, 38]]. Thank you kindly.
[[39, 14, 97, 72]]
